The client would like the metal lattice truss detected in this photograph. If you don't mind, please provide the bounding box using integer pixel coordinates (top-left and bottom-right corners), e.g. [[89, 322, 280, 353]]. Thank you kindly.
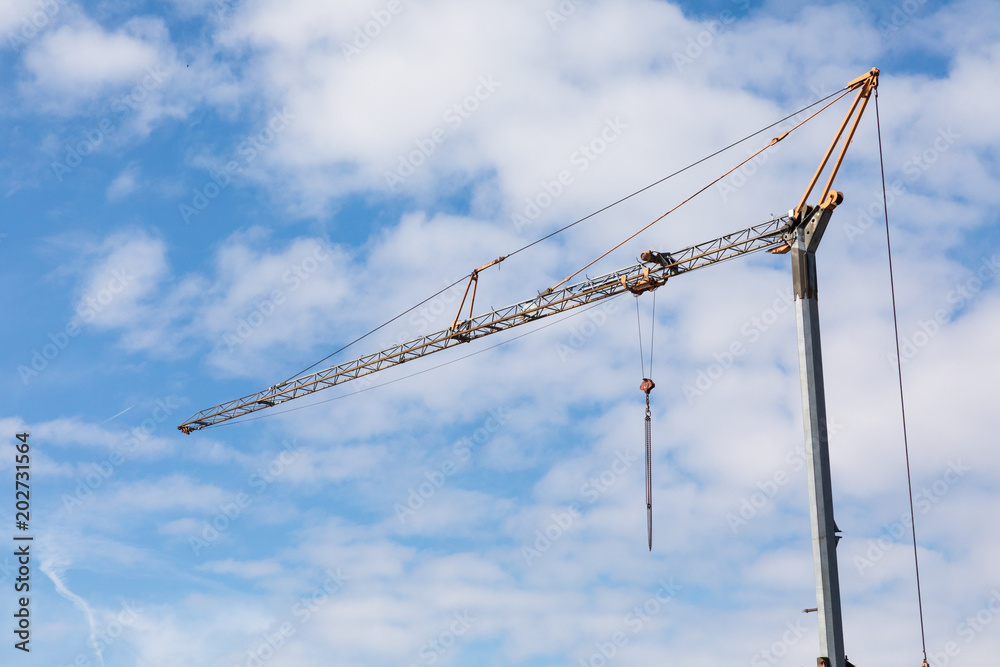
[[178, 215, 790, 433]]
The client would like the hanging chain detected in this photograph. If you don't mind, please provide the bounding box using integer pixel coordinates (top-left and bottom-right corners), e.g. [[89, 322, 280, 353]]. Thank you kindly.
[[645, 389, 653, 551], [637, 293, 657, 551], [640, 378, 655, 551]]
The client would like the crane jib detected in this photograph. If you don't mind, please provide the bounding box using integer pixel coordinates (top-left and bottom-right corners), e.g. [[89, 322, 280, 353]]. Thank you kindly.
[[178, 215, 789, 433]]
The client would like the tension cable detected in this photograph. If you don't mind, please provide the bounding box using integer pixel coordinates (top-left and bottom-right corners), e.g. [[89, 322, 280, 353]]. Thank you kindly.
[[280, 88, 852, 386], [876, 89, 929, 667]]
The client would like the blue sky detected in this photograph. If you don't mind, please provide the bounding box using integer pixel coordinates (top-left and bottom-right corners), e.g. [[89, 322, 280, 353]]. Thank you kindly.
[[2, 0, 999, 665]]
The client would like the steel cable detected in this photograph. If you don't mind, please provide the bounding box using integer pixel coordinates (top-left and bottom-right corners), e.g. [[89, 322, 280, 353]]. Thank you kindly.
[[876, 87, 928, 666]]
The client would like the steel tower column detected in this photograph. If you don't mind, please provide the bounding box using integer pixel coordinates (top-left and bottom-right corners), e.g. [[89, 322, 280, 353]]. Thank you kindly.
[[790, 204, 846, 667]]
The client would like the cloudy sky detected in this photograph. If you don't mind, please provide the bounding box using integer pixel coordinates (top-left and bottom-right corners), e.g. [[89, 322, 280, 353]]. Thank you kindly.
[[2, 0, 999, 665]]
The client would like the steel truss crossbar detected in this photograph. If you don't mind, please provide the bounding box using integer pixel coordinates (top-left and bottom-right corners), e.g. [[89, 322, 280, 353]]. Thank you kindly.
[[179, 216, 789, 433]]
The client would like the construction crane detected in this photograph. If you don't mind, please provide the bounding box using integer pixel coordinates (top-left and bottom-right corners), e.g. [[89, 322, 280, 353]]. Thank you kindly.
[[179, 68, 880, 667], [177, 214, 787, 432]]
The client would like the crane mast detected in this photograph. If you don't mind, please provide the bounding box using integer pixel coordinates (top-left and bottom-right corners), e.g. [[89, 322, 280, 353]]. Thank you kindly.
[[178, 67, 882, 667], [787, 66, 878, 667]]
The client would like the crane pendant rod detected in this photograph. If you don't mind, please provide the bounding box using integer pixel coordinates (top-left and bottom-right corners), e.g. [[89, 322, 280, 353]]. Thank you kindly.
[[792, 68, 879, 223], [178, 216, 789, 433], [450, 255, 508, 331]]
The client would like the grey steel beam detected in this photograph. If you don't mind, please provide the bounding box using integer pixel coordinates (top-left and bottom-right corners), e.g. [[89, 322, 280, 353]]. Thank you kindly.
[[790, 205, 845, 667]]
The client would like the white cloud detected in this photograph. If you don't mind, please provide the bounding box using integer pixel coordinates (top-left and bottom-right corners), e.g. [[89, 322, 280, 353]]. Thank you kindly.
[[12, 2, 1000, 666], [71, 229, 169, 338], [104, 474, 230, 513], [23, 17, 162, 98], [106, 162, 140, 201], [40, 554, 105, 667], [198, 558, 284, 579], [16, 8, 240, 142], [276, 444, 385, 485], [64, 223, 514, 373], [28, 414, 176, 459], [182, 0, 1000, 251], [0, 0, 45, 38], [163, 0, 218, 19], [157, 516, 204, 538]]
